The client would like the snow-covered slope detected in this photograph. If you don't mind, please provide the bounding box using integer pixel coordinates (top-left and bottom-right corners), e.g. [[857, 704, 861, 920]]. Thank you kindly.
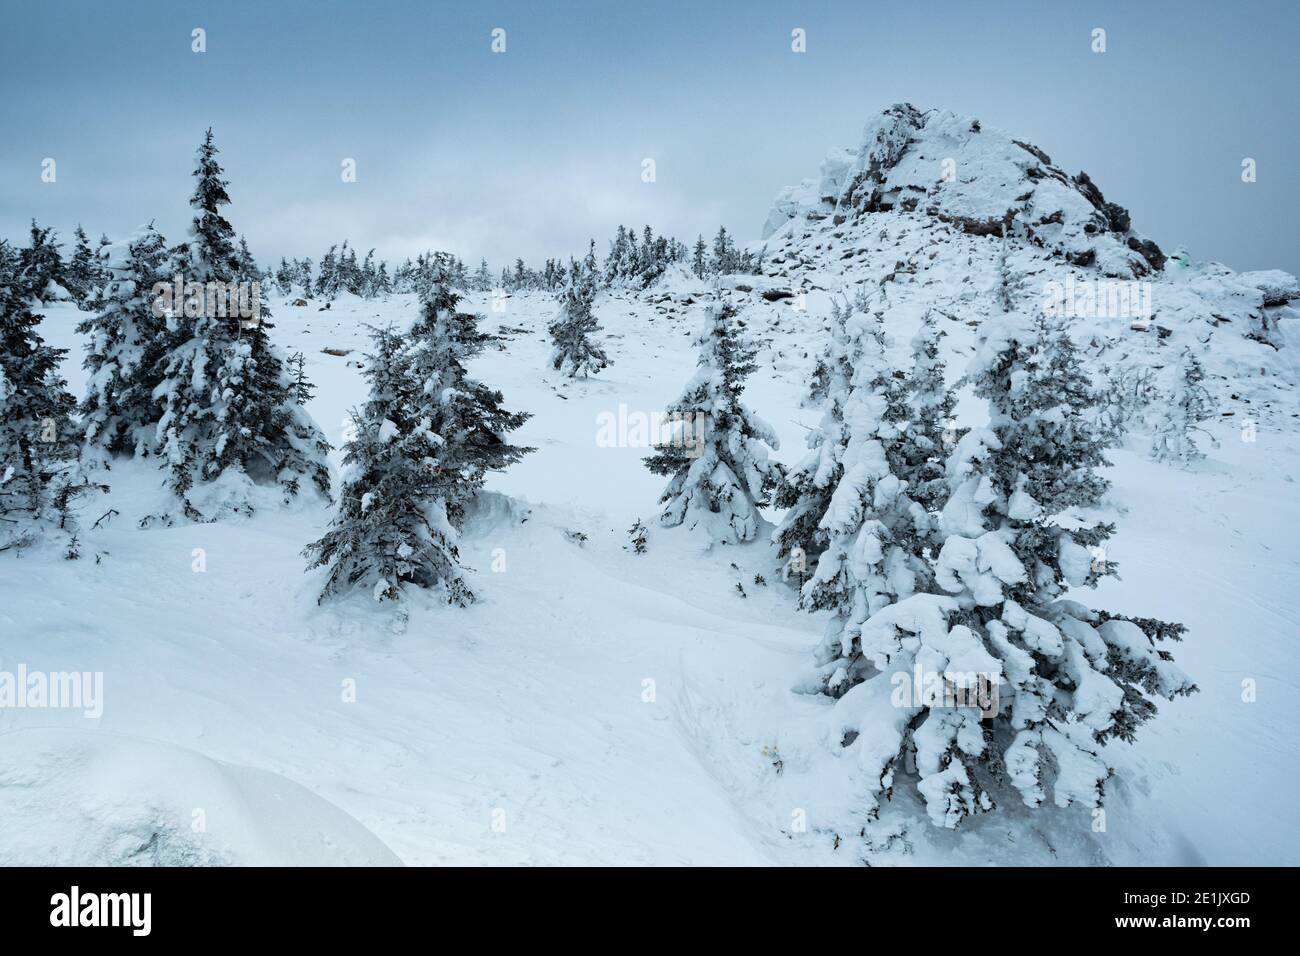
[[3, 105, 1298, 866]]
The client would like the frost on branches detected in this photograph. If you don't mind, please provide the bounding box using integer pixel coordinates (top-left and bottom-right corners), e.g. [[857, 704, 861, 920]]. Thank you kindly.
[[645, 293, 782, 546], [813, 313, 1195, 829]]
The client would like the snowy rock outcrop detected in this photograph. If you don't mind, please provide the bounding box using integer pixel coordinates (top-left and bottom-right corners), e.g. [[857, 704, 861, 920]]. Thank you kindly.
[[755, 103, 1299, 422], [764, 103, 1168, 277]]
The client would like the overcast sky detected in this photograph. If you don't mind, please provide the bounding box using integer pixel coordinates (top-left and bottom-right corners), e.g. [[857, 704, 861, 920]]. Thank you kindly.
[[2, 0, 1296, 274]]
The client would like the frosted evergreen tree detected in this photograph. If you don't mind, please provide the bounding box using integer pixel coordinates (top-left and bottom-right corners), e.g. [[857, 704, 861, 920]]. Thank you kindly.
[[645, 293, 782, 545], [286, 351, 313, 406], [774, 296, 857, 575], [65, 225, 102, 308], [605, 226, 630, 284], [548, 260, 609, 378], [304, 326, 475, 605], [235, 236, 259, 282], [297, 258, 313, 296], [582, 239, 600, 286], [305, 276, 532, 603], [711, 226, 739, 274], [816, 313, 1196, 829], [404, 274, 533, 531], [801, 309, 931, 694], [0, 250, 97, 555], [274, 258, 293, 296], [18, 221, 66, 302], [898, 309, 962, 514], [315, 245, 338, 298], [1149, 346, 1215, 465], [804, 297, 851, 408], [153, 129, 330, 519], [692, 235, 709, 278], [78, 225, 170, 467], [359, 249, 377, 297]]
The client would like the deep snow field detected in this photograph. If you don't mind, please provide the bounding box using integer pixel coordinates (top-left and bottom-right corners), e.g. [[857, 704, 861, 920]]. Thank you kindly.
[[2, 282, 1298, 866]]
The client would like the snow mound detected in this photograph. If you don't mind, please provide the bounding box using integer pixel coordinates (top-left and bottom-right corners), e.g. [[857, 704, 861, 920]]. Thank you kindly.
[[0, 729, 401, 866]]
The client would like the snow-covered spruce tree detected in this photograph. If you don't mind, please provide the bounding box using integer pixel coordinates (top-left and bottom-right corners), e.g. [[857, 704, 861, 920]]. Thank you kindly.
[[153, 129, 330, 519], [1148, 346, 1215, 465], [819, 313, 1195, 829], [273, 258, 293, 296], [65, 225, 103, 308], [0, 253, 98, 555], [548, 260, 609, 378], [897, 309, 963, 515], [78, 225, 170, 467], [1095, 356, 1157, 447], [804, 297, 850, 408], [645, 293, 782, 545], [17, 221, 67, 303], [233, 238, 256, 281], [691, 235, 709, 278], [800, 309, 932, 693], [307, 278, 533, 604], [405, 275, 533, 533], [304, 327, 470, 604], [774, 296, 858, 575]]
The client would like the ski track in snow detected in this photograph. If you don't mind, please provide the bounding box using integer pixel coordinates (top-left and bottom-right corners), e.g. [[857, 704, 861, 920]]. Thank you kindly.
[[3, 286, 1298, 865]]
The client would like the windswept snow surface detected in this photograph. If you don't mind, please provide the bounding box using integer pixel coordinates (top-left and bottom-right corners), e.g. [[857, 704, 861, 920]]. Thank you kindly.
[[3, 278, 1296, 866]]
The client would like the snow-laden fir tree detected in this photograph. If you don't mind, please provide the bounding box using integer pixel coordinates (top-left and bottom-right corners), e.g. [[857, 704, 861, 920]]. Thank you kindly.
[[296, 258, 313, 297], [403, 275, 534, 533], [816, 312, 1195, 829], [78, 224, 170, 467], [0, 244, 97, 555], [307, 277, 533, 604], [235, 236, 259, 282], [274, 258, 294, 296], [897, 308, 962, 514], [800, 308, 932, 693], [304, 326, 473, 604], [1148, 346, 1215, 465], [691, 235, 709, 278], [548, 259, 609, 378], [774, 295, 858, 576], [65, 225, 104, 308], [153, 129, 330, 519], [17, 221, 67, 302], [804, 297, 849, 408], [645, 292, 782, 545], [1096, 355, 1157, 446]]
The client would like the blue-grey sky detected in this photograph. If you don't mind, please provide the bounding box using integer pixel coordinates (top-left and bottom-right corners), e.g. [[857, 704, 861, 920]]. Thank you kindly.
[[2, 0, 1296, 274]]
